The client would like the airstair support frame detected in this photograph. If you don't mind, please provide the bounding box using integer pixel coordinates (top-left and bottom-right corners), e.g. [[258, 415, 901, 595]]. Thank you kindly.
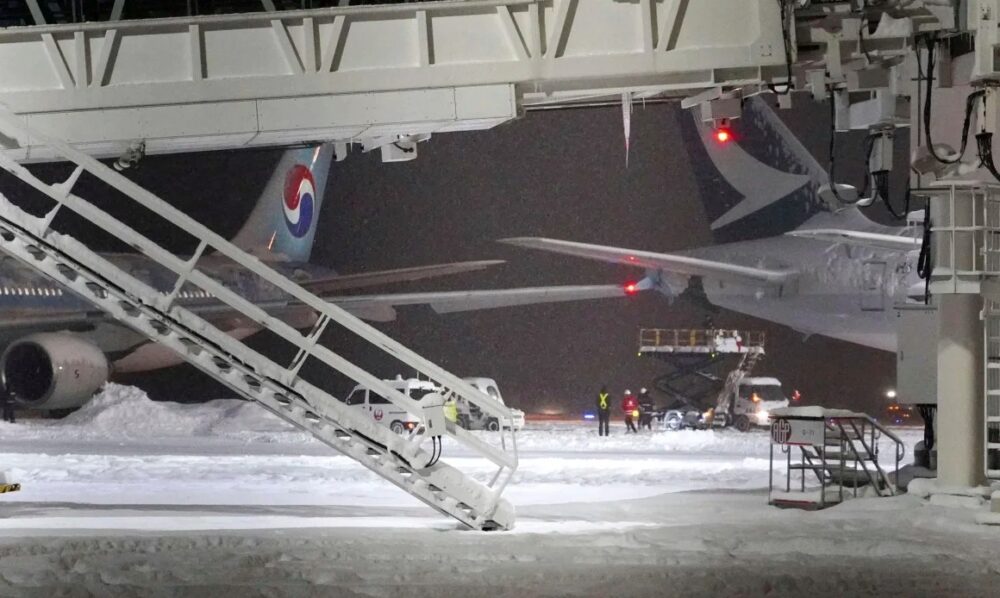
[[0, 108, 518, 531], [0, 0, 788, 161]]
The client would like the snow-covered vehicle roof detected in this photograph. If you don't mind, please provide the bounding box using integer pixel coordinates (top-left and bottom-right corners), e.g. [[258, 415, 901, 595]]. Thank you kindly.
[[739, 377, 781, 386]]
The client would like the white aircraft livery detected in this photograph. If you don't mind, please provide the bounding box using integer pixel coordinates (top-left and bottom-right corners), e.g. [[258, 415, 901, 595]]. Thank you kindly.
[[504, 96, 921, 352], [0, 144, 631, 413]]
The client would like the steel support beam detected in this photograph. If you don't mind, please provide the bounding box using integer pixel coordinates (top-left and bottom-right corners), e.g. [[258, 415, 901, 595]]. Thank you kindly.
[[0, 0, 786, 161]]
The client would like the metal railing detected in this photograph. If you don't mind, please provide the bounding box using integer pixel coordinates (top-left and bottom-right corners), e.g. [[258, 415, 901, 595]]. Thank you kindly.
[[639, 328, 766, 351]]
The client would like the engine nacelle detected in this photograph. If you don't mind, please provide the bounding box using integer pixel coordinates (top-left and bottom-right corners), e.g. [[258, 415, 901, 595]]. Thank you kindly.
[[1, 333, 109, 410]]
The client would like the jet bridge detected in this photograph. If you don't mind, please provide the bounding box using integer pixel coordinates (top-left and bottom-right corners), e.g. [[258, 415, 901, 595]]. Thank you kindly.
[[0, 0, 788, 162], [0, 107, 518, 530]]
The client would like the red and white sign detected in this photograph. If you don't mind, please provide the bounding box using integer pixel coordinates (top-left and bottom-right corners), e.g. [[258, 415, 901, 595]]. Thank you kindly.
[[770, 418, 824, 446], [373, 408, 383, 421]]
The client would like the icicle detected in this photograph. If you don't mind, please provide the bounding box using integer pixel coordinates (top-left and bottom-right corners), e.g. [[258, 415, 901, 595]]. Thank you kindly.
[[622, 91, 633, 167]]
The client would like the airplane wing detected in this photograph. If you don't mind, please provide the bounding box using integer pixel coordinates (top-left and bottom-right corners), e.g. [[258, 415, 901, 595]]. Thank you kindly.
[[301, 260, 504, 294], [500, 237, 796, 287], [329, 284, 638, 322], [785, 229, 920, 252]]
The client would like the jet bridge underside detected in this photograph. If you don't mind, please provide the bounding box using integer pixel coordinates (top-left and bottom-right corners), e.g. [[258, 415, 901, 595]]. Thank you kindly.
[[0, 0, 787, 161]]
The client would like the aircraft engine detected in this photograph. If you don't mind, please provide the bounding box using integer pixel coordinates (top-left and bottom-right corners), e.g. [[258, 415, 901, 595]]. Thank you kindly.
[[1, 333, 109, 410]]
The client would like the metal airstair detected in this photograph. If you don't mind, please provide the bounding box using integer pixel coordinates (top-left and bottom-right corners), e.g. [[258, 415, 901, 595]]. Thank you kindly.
[[0, 109, 517, 530], [713, 345, 765, 421], [769, 410, 905, 510]]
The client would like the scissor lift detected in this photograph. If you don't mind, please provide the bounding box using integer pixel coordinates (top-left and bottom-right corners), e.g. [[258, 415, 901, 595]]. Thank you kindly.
[[638, 328, 766, 411]]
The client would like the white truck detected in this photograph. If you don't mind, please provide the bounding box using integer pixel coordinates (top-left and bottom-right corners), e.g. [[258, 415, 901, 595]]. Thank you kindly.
[[663, 377, 789, 432], [459, 377, 525, 431], [344, 376, 524, 434]]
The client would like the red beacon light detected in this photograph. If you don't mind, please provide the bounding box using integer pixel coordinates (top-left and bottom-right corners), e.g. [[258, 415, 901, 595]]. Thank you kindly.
[[624, 282, 639, 296], [714, 127, 733, 144]]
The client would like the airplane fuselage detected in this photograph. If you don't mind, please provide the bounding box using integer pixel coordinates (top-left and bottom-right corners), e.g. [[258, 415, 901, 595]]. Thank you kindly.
[[0, 252, 330, 370]]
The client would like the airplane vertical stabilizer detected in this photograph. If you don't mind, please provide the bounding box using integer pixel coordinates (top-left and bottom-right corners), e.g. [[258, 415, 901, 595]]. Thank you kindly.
[[231, 144, 336, 263], [678, 96, 871, 243]]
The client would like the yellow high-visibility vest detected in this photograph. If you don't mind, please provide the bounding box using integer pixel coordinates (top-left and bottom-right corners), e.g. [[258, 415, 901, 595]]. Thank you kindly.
[[598, 393, 609, 409], [443, 400, 458, 422]]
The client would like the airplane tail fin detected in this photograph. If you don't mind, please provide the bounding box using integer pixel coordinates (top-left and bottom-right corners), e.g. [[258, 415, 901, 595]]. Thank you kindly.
[[231, 143, 336, 263], [677, 96, 840, 244]]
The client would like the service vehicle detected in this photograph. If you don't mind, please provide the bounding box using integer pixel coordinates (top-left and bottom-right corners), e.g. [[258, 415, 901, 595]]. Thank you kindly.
[[344, 376, 442, 435], [662, 377, 790, 432], [460, 377, 525, 431]]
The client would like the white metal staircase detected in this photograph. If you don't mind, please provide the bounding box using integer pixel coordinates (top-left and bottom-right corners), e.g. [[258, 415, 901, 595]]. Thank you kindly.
[[770, 413, 904, 510], [0, 108, 518, 530]]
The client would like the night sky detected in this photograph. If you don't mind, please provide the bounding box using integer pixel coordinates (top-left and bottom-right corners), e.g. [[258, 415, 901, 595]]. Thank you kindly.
[[3, 97, 899, 416]]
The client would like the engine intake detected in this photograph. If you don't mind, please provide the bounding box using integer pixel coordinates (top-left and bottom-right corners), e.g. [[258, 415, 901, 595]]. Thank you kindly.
[[1, 333, 109, 410]]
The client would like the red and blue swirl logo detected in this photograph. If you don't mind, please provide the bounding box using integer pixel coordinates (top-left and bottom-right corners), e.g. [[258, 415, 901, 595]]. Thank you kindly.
[[283, 165, 315, 238]]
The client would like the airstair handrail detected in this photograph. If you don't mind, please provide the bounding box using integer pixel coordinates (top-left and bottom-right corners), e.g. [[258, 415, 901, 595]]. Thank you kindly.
[[867, 416, 907, 462]]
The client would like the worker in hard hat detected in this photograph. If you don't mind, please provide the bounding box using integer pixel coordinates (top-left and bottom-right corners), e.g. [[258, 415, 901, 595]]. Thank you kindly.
[[596, 385, 611, 437], [638, 387, 655, 430], [622, 389, 638, 433]]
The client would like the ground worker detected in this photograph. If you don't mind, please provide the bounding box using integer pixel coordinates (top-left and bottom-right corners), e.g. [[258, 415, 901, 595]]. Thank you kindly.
[[596, 386, 611, 436], [638, 387, 655, 430], [622, 389, 638, 433]]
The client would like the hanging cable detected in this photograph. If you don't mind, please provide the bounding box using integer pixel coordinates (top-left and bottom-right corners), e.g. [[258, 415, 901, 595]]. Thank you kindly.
[[826, 92, 863, 204], [828, 94, 878, 206], [916, 199, 932, 305], [977, 130, 1000, 183], [771, 0, 795, 95], [857, 0, 874, 64], [922, 35, 985, 165]]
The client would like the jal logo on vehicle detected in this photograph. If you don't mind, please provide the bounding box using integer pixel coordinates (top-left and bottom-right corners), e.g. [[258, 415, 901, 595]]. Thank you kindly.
[[373, 408, 383, 421], [771, 419, 791, 444]]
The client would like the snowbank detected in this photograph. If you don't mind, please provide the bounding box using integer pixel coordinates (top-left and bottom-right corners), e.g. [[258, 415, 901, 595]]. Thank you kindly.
[[3, 383, 312, 444]]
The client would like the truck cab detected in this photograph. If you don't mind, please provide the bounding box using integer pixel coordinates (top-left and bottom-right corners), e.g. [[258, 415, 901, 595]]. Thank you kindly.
[[730, 377, 790, 432], [344, 376, 442, 435], [460, 377, 525, 431]]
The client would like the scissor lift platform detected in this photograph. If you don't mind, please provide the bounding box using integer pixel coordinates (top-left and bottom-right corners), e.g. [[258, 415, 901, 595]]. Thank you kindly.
[[638, 329, 765, 410]]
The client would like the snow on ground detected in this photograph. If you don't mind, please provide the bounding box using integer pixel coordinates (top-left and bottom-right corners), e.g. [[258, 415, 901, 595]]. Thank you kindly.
[[1, 385, 997, 597]]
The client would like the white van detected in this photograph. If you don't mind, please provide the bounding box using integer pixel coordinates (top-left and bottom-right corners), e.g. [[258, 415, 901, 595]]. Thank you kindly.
[[344, 376, 441, 435], [460, 377, 525, 431]]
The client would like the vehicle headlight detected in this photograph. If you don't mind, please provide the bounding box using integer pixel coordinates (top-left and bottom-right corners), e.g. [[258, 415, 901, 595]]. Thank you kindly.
[[756, 410, 769, 423]]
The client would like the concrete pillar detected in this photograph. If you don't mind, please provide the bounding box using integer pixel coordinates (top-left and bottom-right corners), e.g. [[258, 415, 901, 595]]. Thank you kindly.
[[936, 293, 985, 488]]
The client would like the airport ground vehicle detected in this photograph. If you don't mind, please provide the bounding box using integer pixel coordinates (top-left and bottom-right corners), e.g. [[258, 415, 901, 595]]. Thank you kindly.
[[344, 376, 441, 435], [345, 376, 524, 434], [459, 377, 525, 431], [661, 377, 790, 432]]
